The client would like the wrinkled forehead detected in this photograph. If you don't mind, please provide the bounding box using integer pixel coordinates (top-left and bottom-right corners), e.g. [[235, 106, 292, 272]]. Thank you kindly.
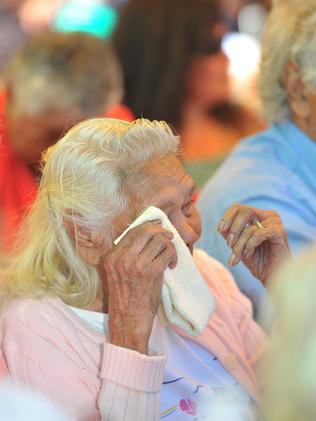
[[127, 156, 196, 206]]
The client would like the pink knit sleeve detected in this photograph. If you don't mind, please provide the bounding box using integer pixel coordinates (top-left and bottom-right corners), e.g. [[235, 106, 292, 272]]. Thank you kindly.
[[99, 344, 165, 420], [1, 299, 166, 421]]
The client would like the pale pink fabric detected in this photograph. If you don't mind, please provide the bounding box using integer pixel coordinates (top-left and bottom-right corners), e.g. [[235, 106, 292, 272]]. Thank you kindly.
[[0, 249, 266, 420]]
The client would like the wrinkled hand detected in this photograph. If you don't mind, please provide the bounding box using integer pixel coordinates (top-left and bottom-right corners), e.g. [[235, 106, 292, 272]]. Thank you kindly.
[[103, 220, 177, 355], [218, 204, 290, 283]]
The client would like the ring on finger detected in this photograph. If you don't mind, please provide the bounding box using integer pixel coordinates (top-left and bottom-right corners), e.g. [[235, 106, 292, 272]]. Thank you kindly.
[[255, 220, 263, 229]]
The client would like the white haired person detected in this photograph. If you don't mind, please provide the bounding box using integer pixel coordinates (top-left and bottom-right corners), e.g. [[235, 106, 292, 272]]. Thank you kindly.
[[0, 119, 289, 420], [0, 31, 133, 251], [197, 0, 316, 319]]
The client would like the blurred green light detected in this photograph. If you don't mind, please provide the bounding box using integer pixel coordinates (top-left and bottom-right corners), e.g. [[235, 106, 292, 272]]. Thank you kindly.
[[53, 0, 117, 39]]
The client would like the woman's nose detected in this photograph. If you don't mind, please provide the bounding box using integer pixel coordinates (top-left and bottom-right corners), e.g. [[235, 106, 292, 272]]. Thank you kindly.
[[177, 221, 199, 246]]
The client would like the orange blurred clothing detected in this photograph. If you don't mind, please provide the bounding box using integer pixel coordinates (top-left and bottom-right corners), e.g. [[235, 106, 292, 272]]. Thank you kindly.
[[0, 92, 134, 250], [181, 106, 266, 161], [105, 104, 135, 121], [0, 93, 36, 250]]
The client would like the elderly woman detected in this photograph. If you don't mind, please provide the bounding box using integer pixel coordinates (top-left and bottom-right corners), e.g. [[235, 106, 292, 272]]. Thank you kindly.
[[197, 0, 316, 318], [0, 118, 289, 420]]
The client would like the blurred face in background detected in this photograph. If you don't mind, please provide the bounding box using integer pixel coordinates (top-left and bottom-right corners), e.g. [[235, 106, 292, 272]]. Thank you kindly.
[[185, 51, 230, 111], [1, 0, 23, 11], [6, 104, 89, 166]]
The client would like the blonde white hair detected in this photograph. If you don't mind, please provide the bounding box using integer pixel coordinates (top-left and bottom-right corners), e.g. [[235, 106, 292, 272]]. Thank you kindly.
[[263, 246, 316, 421], [1, 118, 179, 309], [259, 0, 316, 123]]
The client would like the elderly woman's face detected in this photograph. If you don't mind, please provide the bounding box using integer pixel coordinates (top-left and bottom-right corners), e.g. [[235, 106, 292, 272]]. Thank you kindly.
[[284, 62, 316, 142], [117, 156, 201, 254]]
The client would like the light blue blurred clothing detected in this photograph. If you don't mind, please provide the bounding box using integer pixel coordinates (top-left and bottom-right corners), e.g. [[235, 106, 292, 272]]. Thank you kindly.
[[197, 120, 316, 320]]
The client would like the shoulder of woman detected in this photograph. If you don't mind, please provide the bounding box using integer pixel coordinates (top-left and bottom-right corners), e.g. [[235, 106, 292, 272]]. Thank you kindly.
[[1, 296, 67, 332]]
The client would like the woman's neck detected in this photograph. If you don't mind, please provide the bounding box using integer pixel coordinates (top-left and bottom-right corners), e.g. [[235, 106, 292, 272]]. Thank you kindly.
[[292, 115, 316, 143]]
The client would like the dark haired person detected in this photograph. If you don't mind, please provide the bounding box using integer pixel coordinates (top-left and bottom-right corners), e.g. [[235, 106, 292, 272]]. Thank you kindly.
[[113, 0, 263, 163]]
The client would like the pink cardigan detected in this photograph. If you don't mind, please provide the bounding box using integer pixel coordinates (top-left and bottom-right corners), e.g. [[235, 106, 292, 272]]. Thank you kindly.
[[0, 250, 266, 420]]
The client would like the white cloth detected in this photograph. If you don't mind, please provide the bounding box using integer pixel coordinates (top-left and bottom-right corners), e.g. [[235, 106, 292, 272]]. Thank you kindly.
[[114, 206, 215, 336], [69, 306, 257, 420]]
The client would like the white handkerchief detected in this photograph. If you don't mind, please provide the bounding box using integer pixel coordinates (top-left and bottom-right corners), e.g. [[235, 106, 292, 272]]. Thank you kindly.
[[114, 206, 215, 336]]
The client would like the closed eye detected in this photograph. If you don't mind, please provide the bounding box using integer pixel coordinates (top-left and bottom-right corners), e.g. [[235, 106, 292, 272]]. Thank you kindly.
[[182, 198, 195, 214]]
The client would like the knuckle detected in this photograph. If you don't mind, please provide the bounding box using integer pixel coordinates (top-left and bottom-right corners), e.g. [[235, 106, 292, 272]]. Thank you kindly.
[[141, 225, 156, 237], [240, 206, 250, 214], [225, 204, 238, 216], [232, 203, 241, 210], [137, 222, 159, 236], [116, 258, 133, 278], [134, 260, 148, 276], [156, 234, 171, 247]]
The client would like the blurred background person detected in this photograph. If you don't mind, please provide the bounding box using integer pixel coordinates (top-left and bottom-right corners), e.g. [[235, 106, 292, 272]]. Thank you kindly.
[[0, 0, 27, 77], [263, 245, 316, 421], [0, 30, 132, 251], [17, 0, 65, 34], [52, 0, 118, 39], [197, 0, 316, 320], [0, 0, 122, 85], [112, 0, 264, 185]]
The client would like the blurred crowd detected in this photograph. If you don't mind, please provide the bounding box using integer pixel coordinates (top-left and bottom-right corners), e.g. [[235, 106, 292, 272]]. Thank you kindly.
[[2, 0, 316, 420]]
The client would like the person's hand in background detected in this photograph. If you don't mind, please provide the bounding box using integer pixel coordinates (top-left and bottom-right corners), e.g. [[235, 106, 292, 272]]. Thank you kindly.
[[218, 204, 290, 283]]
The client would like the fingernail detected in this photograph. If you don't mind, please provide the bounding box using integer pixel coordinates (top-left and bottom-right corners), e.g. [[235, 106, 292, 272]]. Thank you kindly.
[[227, 233, 235, 247], [222, 220, 231, 231], [169, 258, 177, 269], [218, 220, 224, 232], [228, 253, 240, 267]]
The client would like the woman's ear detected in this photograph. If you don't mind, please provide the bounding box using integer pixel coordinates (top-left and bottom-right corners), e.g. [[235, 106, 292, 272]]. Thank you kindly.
[[282, 61, 310, 119], [63, 219, 106, 266]]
